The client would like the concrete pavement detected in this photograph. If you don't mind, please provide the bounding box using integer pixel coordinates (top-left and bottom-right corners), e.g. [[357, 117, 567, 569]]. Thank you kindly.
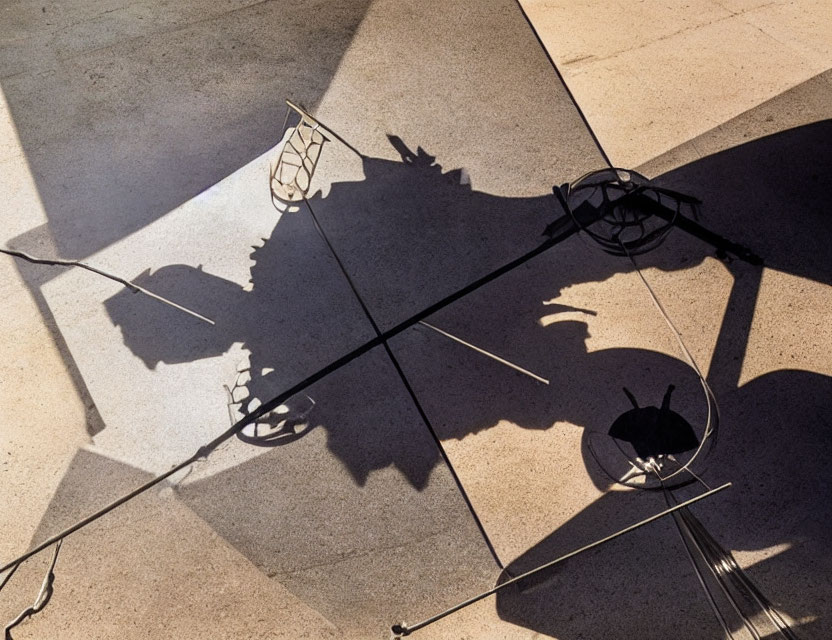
[[2, 0, 831, 638]]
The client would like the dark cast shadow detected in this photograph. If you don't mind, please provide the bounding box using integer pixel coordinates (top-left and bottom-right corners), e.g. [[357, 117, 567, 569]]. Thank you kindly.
[[103, 112, 831, 636]]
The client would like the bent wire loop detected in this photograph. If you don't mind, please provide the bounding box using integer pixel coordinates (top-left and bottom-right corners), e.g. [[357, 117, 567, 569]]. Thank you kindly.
[[2, 541, 62, 639], [556, 168, 720, 490]]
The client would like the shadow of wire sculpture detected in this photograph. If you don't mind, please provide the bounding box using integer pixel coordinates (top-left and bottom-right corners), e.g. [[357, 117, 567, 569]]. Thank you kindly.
[[103, 118, 832, 637], [496, 119, 832, 640]]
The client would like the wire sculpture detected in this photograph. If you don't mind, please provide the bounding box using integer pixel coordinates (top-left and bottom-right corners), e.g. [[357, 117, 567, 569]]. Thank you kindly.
[[269, 100, 329, 213], [2, 99, 796, 640]]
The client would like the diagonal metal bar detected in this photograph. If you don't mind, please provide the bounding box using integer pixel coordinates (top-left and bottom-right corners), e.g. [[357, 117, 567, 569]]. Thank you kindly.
[[392, 482, 732, 637], [417, 321, 549, 384]]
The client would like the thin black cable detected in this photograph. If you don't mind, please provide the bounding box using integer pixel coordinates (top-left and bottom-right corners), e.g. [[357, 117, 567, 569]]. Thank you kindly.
[[301, 195, 504, 569]]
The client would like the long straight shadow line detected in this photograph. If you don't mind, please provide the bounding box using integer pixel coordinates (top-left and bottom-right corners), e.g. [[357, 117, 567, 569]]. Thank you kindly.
[[1, 221, 579, 575], [301, 195, 505, 569]]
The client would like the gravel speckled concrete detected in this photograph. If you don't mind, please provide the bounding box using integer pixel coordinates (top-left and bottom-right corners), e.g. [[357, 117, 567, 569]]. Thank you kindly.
[[2, 0, 830, 638]]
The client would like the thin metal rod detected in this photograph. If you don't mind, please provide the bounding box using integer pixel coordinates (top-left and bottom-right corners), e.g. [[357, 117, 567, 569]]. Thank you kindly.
[[676, 507, 762, 640], [128, 283, 214, 325], [394, 482, 731, 636], [671, 513, 735, 639], [0, 247, 214, 325], [670, 480, 799, 640], [662, 485, 735, 639], [418, 321, 549, 384]]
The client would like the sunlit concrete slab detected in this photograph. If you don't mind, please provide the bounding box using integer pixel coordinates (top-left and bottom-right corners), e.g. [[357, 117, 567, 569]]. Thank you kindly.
[[740, 0, 832, 70], [0, 450, 341, 640], [519, 0, 832, 167], [0, 259, 89, 556]]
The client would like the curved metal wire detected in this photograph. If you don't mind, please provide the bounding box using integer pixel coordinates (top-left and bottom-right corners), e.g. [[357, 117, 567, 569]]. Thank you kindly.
[[567, 169, 719, 489]]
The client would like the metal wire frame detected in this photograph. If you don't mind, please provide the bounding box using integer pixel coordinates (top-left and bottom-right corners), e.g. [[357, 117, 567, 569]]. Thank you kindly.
[[1, 104, 770, 640], [269, 101, 329, 211]]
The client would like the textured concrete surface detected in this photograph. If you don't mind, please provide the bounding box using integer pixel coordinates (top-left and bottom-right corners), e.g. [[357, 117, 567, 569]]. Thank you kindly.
[[0, 87, 92, 564], [1, 449, 340, 640], [518, 0, 832, 166], [2, 0, 831, 638]]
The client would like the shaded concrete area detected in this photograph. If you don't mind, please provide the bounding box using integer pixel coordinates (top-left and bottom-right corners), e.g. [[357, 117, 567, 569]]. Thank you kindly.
[[2, 0, 373, 259], [498, 515, 727, 639], [178, 346, 500, 634], [301, 139, 557, 331]]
